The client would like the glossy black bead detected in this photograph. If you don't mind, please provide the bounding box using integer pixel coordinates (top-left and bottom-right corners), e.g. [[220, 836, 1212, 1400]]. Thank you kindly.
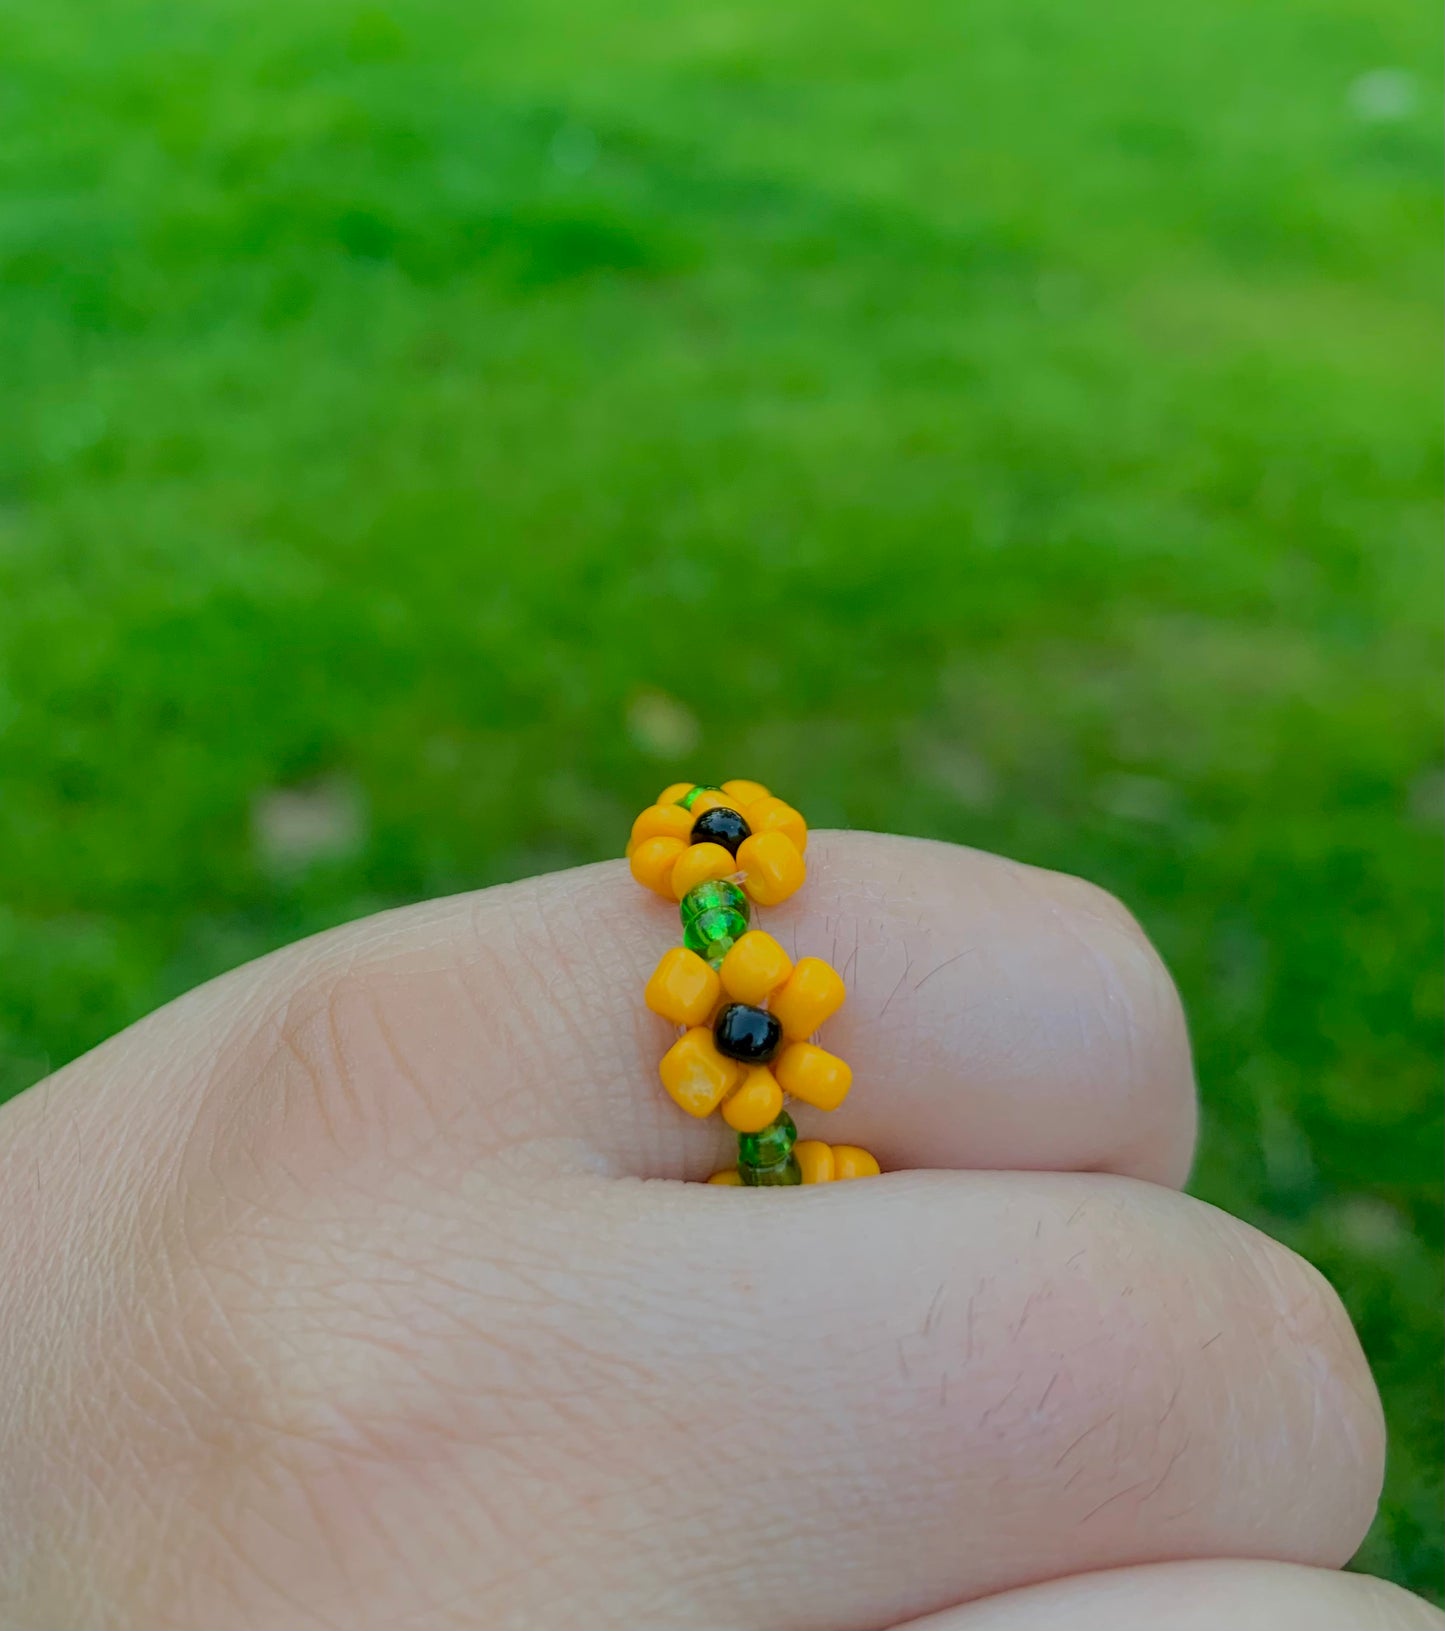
[[690, 805, 751, 856], [713, 1002, 783, 1065]]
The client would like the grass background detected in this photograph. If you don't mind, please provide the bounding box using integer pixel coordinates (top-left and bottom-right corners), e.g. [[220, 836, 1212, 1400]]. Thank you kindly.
[[1, 0, 1439, 1600]]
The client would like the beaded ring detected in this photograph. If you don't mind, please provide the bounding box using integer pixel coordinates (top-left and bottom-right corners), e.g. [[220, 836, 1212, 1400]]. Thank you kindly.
[[628, 780, 880, 1186]]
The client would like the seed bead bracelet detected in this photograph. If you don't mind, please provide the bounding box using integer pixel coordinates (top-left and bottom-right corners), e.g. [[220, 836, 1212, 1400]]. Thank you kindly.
[[627, 779, 880, 1187]]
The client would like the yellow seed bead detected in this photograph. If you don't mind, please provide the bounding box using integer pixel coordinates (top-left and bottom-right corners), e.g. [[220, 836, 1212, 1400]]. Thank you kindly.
[[832, 1145, 881, 1180], [737, 830, 806, 906], [721, 778, 770, 807], [775, 1041, 852, 1111], [644, 947, 721, 1028], [719, 930, 794, 1005], [630, 835, 687, 899], [707, 1169, 744, 1185], [630, 802, 696, 848], [657, 781, 695, 806], [659, 1027, 742, 1118], [688, 788, 733, 817], [744, 796, 807, 853], [721, 1066, 784, 1133], [770, 956, 846, 1041], [670, 841, 740, 901], [794, 1140, 835, 1184]]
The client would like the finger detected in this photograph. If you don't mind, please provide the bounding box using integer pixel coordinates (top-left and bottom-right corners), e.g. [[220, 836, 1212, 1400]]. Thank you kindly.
[[893, 1560, 1444, 1630], [197, 1169, 1383, 1630], [592, 1172, 1385, 1628], [38, 831, 1195, 1188]]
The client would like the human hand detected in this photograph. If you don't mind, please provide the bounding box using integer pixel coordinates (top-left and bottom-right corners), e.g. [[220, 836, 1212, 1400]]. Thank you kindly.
[[1, 834, 1435, 1629]]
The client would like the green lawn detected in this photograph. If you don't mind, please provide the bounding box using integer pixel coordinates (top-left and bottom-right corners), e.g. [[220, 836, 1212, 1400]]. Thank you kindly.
[[1, 0, 1439, 1599]]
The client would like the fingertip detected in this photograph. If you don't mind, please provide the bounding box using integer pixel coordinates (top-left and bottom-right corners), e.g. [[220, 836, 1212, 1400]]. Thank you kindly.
[[775, 832, 1198, 1187]]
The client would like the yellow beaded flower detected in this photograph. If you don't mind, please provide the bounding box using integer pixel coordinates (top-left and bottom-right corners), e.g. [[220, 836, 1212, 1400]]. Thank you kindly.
[[644, 929, 847, 1125], [627, 779, 808, 907], [645, 927, 870, 1184]]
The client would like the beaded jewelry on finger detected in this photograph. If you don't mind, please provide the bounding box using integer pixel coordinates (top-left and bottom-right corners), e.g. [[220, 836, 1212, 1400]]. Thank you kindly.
[[627, 780, 880, 1187]]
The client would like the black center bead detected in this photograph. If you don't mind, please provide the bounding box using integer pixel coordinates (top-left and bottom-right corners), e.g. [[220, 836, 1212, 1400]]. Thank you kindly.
[[690, 805, 751, 857], [713, 1002, 783, 1065]]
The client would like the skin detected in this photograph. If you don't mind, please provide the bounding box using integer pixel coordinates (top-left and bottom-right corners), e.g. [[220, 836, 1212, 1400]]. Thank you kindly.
[[0, 832, 1436, 1630]]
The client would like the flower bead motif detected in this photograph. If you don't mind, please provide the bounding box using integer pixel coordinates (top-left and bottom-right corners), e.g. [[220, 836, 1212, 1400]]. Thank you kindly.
[[628, 780, 808, 908], [648, 926, 855, 1178]]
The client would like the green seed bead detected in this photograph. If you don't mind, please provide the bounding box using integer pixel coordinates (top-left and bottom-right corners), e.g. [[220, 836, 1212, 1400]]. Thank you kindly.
[[679, 878, 749, 927], [677, 784, 723, 810], [683, 905, 749, 967], [740, 1155, 803, 1186], [738, 1111, 796, 1170]]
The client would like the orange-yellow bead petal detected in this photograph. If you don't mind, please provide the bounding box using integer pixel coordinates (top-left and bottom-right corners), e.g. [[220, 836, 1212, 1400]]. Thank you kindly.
[[737, 830, 806, 906], [687, 788, 733, 817], [770, 956, 846, 1041], [659, 1027, 742, 1118], [630, 802, 697, 848], [721, 1066, 785, 1133], [670, 841, 739, 901], [644, 947, 721, 1028], [832, 1145, 881, 1179], [707, 1169, 743, 1185], [721, 779, 771, 807], [657, 781, 695, 806], [744, 796, 807, 853], [719, 930, 794, 1006], [630, 835, 687, 898], [794, 1140, 836, 1184], [775, 1041, 852, 1111]]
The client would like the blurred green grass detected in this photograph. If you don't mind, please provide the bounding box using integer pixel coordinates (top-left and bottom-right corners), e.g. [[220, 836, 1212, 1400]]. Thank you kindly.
[[1, 0, 1439, 1598]]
